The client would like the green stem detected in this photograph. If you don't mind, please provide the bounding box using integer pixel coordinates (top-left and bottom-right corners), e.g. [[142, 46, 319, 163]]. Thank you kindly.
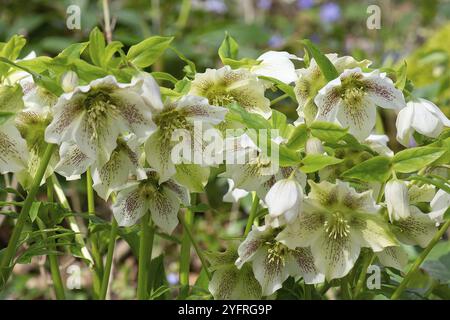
[[270, 93, 289, 106], [340, 276, 352, 300], [304, 283, 312, 300], [99, 217, 118, 300], [244, 192, 259, 236], [179, 195, 195, 297], [391, 218, 450, 300], [175, 0, 191, 32], [102, 0, 113, 43], [353, 252, 375, 298], [137, 212, 154, 300], [0, 143, 55, 280], [86, 168, 103, 298], [51, 175, 94, 265], [177, 211, 212, 281]]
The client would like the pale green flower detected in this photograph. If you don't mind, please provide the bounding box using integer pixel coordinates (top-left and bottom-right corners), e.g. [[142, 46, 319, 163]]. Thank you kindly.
[[315, 68, 405, 140], [112, 170, 189, 233], [236, 222, 324, 296], [189, 66, 271, 118], [294, 54, 371, 123], [144, 94, 227, 186], [277, 180, 398, 280], [45, 75, 155, 168]]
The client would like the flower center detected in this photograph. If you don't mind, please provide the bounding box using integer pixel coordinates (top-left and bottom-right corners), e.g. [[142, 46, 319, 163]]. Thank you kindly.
[[266, 241, 288, 268], [84, 91, 117, 140], [154, 107, 191, 142], [324, 211, 350, 239], [342, 87, 365, 107]]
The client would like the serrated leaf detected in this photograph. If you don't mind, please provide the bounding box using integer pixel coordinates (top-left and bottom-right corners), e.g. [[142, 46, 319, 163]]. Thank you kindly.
[[127, 36, 173, 68], [393, 147, 445, 173], [342, 156, 392, 182], [300, 154, 343, 173]]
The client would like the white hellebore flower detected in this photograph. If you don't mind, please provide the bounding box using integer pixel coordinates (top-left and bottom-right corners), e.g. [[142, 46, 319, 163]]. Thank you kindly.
[[315, 68, 405, 140], [112, 170, 189, 233], [429, 189, 450, 225], [189, 66, 271, 118], [0, 121, 29, 174], [144, 94, 227, 183], [265, 178, 303, 226], [45, 75, 155, 169], [385, 179, 410, 222], [250, 51, 301, 84], [236, 222, 324, 296], [277, 180, 398, 280], [396, 98, 450, 146]]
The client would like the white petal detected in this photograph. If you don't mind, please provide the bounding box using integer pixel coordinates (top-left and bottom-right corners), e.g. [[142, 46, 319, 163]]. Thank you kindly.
[[0, 122, 29, 173], [265, 178, 302, 220], [177, 95, 228, 125], [112, 183, 149, 227], [385, 180, 410, 222], [286, 248, 325, 284], [149, 186, 180, 234], [429, 189, 450, 224], [252, 51, 300, 84], [223, 178, 249, 203], [252, 247, 289, 296], [132, 72, 164, 112], [410, 99, 449, 138], [236, 225, 269, 268], [376, 246, 408, 270], [314, 76, 342, 122], [337, 96, 376, 141], [395, 104, 415, 147], [394, 206, 437, 248], [144, 130, 176, 183], [362, 69, 406, 110], [54, 141, 94, 178]]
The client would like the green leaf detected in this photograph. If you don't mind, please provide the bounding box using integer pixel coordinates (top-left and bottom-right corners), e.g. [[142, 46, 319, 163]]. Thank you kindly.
[[151, 71, 178, 84], [270, 110, 290, 138], [103, 41, 123, 66], [300, 154, 343, 173], [227, 102, 271, 130], [393, 147, 445, 173], [88, 27, 106, 67], [301, 39, 338, 82], [127, 36, 174, 68], [218, 32, 239, 61], [342, 156, 392, 182], [396, 61, 407, 90], [0, 35, 26, 76], [170, 46, 196, 77], [259, 76, 296, 100], [286, 124, 308, 150], [310, 121, 348, 142], [29, 201, 42, 222]]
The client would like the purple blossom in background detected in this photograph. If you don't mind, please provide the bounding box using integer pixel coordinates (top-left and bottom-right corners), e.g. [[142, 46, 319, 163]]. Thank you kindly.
[[167, 273, 179, 285], [257, 0, 272, 10], [297, 0, 314, 9], [204, 0, 228, 14], [268, 34, 285, 48], [320, 2, 341, 23]]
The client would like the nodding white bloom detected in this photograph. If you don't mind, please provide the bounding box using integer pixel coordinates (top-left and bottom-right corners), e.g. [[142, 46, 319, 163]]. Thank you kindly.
[[45, 75, 155, 169], [236, 222, 324, 296], [294, 54, 371, 123], [61, 71, 79, 93], [314, 68, 405, 140], [385, 179, 410, 222], [250, 51, 301, 84], [376, 246, 409, 271], [221, 133, 306, 200], [429, 189, 450, 225], [265, 178, 303, 226], [223, 178, 249, 203], [365, 134, 393, 157], [144, 94, 227, 184], [396, 98, 450, 146], [55, 134, 145, 200], [189, 66, 271, 118], [305, 137, 324, 155], [277, 180, 397, 280], [112, 170, 189, 233]]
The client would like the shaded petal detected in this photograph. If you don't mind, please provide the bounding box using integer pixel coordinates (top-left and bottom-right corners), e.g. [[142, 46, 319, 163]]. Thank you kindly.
[[395, 104, 415, 147], [112, 183, 148, 227], [55, 141, 94, 179], [286, 248, 325, 284], [163, 179, 190, 205], [429, 189, 450, 224], [310, 232, 361, 280], [252, 247, 289, 296], [236, 225, 270, 268], [149, 186, 180, 234], [394, 206, 437, 248], [337, 96, 376, 140], [314, 77, 342, 122], [0, 122, 29, 173], [177, 95, 228, 125], [411, 99, 449, 138], [223, 178, 249, 203], [252, 51, 300, 84], [265, 178, 302, 222], [408, 184, 435, 204], [144, 130, 176, 183], [376, 246, 408, 271], [132, 72, 164, 112], [363, 69, 405, 110], [385, 180, 410, 222], [174, 163, 210, 193]]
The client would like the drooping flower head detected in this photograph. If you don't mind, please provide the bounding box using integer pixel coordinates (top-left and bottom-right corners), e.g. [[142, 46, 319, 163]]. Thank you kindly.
[[112, 170, 189, 233], [277, 180, 398, 280], [45, 75, 155, 169], [315, 68, 405, 140], [250, 51, 301, 84], [396, 98, 450, 147], [236, 221, 324, 296], [189, 66, 271, 118]]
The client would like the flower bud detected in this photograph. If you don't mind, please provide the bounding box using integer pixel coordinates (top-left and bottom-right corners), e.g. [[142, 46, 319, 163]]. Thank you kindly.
[[61, 71, 78, 93], [305, 137, 324, 155], [385, 179, 410, 222], [265, 178, 303, 225]]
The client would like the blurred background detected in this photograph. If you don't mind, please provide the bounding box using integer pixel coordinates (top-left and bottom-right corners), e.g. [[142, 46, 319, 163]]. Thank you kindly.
[[0, 0, 449, 299]]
